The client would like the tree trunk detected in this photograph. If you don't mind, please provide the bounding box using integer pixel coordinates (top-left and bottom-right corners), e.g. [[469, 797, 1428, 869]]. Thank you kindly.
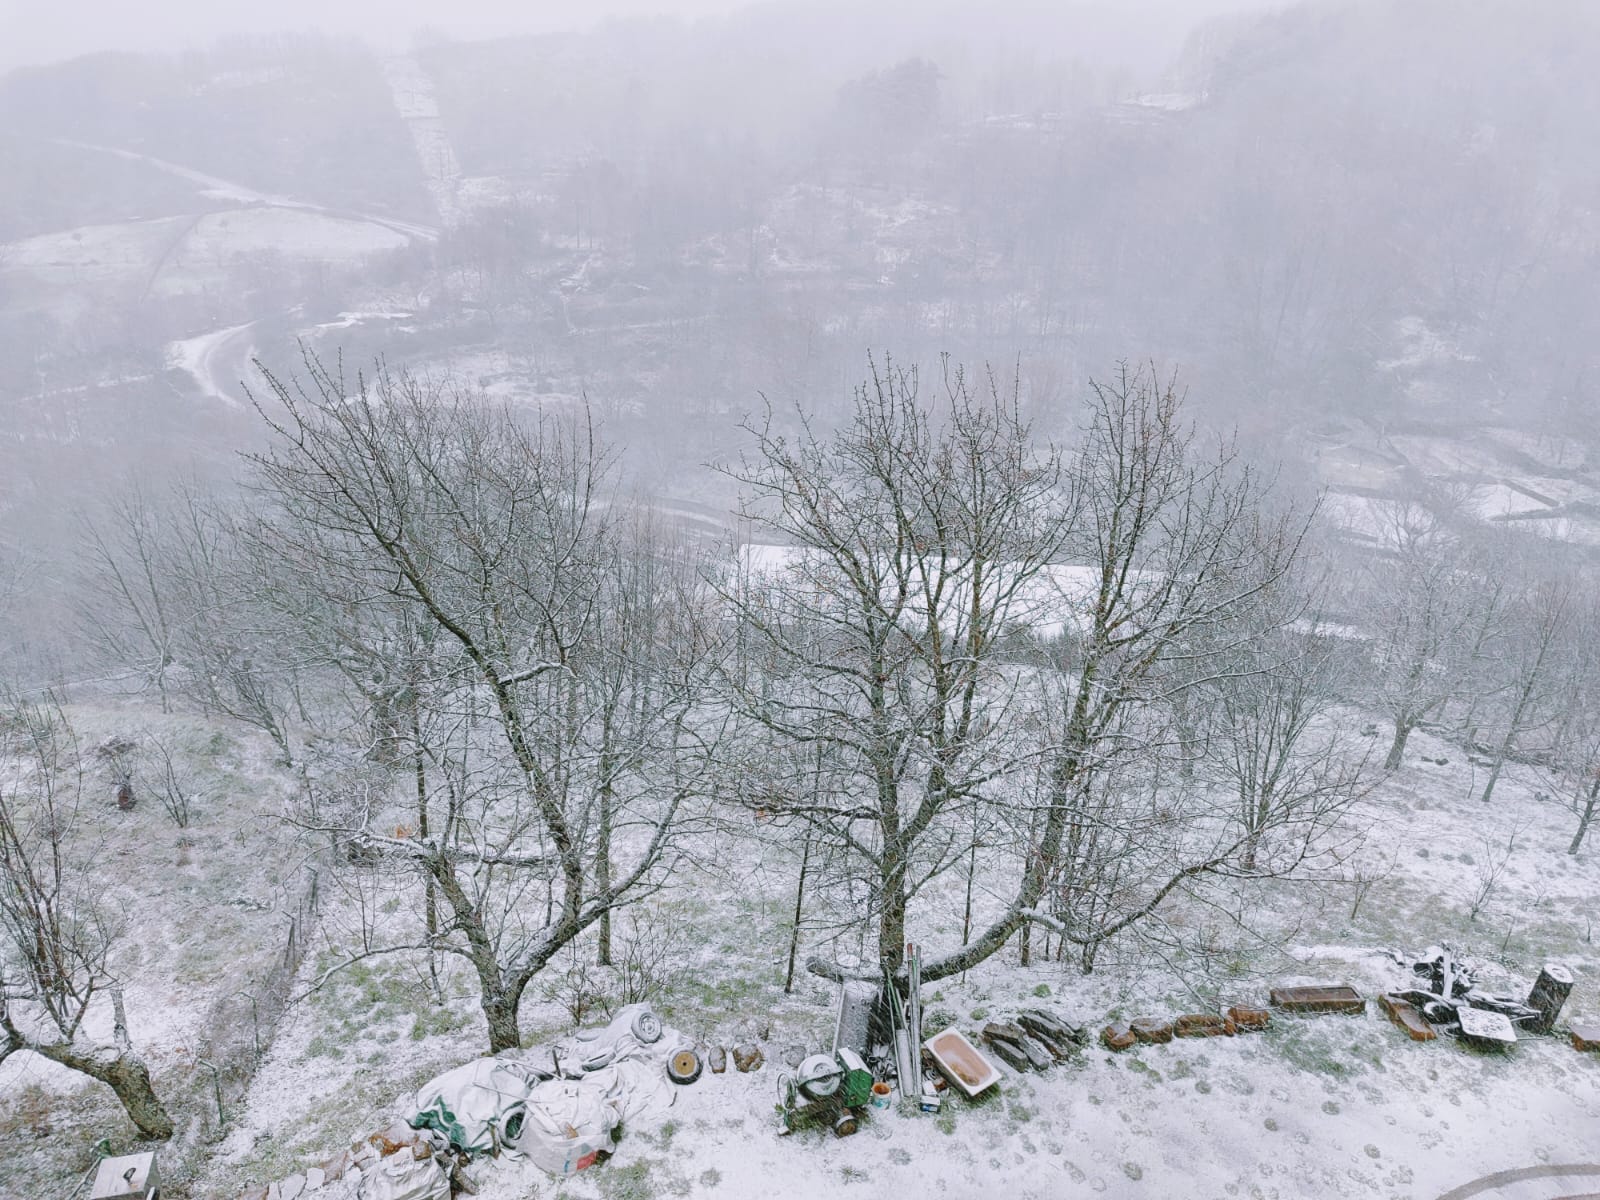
[[879, 856, 908, 975], [1479, 755, 1507, 806], [411, 708, 441, 1002], [961, 834, 977, 947], [431, 857, 521, 1054], [1241, 792, 1264, 871], [1570, 777, 1599, 855], [483, 993, 521, 1055], [1525, 963, 1574, 1034], [596, 791, 613, 967], [596, 703, 617, 968], [30, 1040, 173, 1140], [1384, 719, 1412, 771], [784, 825, 812, 994]]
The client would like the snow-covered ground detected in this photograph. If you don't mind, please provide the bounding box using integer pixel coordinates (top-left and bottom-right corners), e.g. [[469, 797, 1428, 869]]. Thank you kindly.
[[165, 323, 259, 407], [0, 709, 304, 1198], [382, 57, 465, 227], [157, 718, 1600, 1200], [2, 217, 193, 289]]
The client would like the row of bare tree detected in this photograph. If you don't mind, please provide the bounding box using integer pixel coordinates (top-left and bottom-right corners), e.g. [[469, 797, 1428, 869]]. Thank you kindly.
[[6, 354, 1596, 1138], [1352, 494, 1600, 849]]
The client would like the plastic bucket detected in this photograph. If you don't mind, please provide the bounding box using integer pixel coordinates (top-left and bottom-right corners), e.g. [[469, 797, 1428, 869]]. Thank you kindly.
[[869, 1081, 892, 1110]]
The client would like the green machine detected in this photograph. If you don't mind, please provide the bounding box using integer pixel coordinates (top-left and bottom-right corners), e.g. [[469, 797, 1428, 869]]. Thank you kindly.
[[776, 1048, 875, 1136]]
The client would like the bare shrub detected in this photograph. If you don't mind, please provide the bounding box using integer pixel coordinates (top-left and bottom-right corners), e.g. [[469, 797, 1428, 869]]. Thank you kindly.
[[604, 910, 689, 1013], [147, 737, 199, 829]]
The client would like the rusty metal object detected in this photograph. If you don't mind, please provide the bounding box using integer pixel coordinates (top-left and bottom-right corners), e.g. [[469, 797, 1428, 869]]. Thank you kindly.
[[1456, 1006, 1517, 1046], [1377, 993, 1437, 1042], [1269, 984, 1366, 1015], [1570, 1024, 1600, 1051]]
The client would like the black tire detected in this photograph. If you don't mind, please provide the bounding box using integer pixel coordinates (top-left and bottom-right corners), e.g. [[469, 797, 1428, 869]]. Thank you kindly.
[[666, 1047, 703, 1085]]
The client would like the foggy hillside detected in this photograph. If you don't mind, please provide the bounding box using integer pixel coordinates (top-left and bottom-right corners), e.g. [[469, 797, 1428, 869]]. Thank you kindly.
[[5, 5, 1600, 1199], [4, 3, 1597, 608]]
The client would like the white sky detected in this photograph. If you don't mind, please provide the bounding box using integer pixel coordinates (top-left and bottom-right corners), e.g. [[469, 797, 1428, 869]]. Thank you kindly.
[[0, 0, 1276, 74], [0, 0, 745, 71]]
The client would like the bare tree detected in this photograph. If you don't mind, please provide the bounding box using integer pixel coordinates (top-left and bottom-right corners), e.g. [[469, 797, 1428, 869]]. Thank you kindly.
[[1474, 561, 1577, 805], [934, 364, 1325, 978], [244, 355, 721, 1053], [76, 487, 185, 712], [1551, 594, 1600, 855], [0, 700, 174, 1139], [1205, 608, 1370, 873], [146, 736, 200, 829], [1359, 498, 1484, 770], [78, 482, 302, 763], [722, 356, 1070, 979], [753, 362, 1335, 982]]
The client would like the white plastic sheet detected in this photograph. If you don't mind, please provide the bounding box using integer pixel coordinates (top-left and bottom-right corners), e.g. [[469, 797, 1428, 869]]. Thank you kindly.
[[409, 1057, 542, 1156], [405, 1005, 681, 1179], [502, 1077, 621, 1176], [356, 1146, 449, 1200]]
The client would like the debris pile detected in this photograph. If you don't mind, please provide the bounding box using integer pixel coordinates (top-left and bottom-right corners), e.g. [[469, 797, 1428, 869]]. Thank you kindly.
[[236, 1003, 690, 1200], [777, 943, 1085, 1132], [1381, 946, 1552, 1047], [230, 941, 1586, 1197], [238, 1122, 453, 1200], [981, 1010, 1085, 1071]]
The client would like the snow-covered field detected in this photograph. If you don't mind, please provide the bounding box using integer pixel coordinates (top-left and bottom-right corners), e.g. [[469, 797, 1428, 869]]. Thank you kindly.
[[0, 709, 303, 1198], [2, 217, 193, 289], [135, 721, 1600, 1200]]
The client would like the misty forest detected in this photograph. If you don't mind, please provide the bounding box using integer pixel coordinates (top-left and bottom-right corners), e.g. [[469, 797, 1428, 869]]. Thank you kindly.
[[3, 2, 1600, 1197]]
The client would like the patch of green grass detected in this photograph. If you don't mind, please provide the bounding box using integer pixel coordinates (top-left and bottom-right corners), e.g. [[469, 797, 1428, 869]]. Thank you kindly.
[[1126, 1057, 1162, 1084], [305, 1035, 343, 1060], [1269, 1019, 1381, 1079], [410, 1005, 469, 1041], [1032, 983, 1052, 998], [596, 1160, 654, 1200]]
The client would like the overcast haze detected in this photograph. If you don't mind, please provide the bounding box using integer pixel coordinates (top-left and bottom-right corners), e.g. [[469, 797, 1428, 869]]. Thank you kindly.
[[5, 3, 1600, 1199], [2, 0, 1279, 72]]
